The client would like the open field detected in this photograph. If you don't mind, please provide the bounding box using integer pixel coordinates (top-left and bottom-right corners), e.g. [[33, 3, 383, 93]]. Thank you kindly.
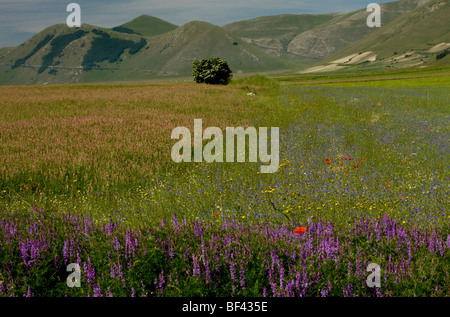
[[0, 70, 449, 297]]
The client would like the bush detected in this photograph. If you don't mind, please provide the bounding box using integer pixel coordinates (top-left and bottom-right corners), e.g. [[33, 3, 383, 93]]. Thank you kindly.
[[192, 57, 232, 85]]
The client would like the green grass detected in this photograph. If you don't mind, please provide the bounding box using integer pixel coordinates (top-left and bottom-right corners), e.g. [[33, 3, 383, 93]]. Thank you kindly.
[[276, 66, 450, 85]]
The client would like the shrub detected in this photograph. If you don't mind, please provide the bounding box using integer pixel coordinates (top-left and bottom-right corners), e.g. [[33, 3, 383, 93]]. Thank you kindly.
[[192, 57, 232, 85]]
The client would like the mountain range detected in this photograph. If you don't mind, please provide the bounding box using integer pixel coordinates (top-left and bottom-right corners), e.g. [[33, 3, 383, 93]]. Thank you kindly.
[[0, 0, 449, 85]]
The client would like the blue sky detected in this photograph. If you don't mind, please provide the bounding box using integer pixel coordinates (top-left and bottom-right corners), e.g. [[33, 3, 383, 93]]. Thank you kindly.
[[0, 0, 392, 47]]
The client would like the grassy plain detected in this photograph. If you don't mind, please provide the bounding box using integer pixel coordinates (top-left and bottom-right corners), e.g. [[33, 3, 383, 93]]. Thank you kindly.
[[0, 70, 448, 296]]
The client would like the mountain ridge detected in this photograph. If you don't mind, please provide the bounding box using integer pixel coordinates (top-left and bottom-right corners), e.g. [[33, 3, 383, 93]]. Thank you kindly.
[[303, 0, 450, 73], [0, 0, 448, 85]]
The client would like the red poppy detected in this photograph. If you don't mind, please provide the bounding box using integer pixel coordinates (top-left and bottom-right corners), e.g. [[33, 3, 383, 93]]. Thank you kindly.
[[214, 212, 220, 216], [326, 158, 330, 162], [361, 157, 365, 162], [387, 182, 390, 187], [294, 227, 307, 234]]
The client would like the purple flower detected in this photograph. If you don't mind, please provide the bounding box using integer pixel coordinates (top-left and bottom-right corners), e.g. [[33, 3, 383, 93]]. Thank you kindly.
[[141, 280, 147, 297], [19, 239, 29, 267], [172, 214, 178, 228], [193, 255, 201, 277], [158, 271, 165, 290], [279, 265, 285, 294], [109, 262, 117, 279], [205, 259, 211, 283], [240, 264, 246, 290], [320, 288, 329, 297], [343, 282, 353, 297], [201, 236, 206, 264], [154, 271, 165, 296], [23, 286, 33, 297], [113, 236, 121, 253], [93, 283, 102, 297], [83, 257, 95, 283], [285, 280, 295, 297], [229, 261, 236, 284], [437, 238, 444, 257], [63, 240, 69, 265]]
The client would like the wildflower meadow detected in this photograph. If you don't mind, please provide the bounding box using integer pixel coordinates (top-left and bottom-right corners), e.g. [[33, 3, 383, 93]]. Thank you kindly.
[[0, 71, 449, 298]]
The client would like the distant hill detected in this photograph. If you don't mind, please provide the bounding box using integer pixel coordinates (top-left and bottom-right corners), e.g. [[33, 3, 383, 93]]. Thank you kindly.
[[304, 0, 450, 73], [224, 0, 434, 64], [114, 15, 178, 37], [0, 20, 292, 85]]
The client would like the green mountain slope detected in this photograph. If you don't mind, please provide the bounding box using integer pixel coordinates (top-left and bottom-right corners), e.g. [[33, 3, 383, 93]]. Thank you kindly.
[[0, 24, 148, 85]]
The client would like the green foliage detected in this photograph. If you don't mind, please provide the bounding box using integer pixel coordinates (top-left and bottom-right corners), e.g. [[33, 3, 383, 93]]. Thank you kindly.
[[192, 57, 232, 85], [128, 38, 147, 55], [12, 34, 54, 69], [112, 26, 141, 35], [38, 30, 88, 74], [82, 32, 147, 70], [436, 50, 448, 60]]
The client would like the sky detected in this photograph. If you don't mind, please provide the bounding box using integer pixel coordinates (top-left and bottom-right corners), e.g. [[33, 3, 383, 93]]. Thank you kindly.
[[0, 0, 392, 48]]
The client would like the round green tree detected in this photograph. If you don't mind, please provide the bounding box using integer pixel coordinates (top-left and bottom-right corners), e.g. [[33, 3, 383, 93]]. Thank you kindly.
[[192, 57, 232, 85]]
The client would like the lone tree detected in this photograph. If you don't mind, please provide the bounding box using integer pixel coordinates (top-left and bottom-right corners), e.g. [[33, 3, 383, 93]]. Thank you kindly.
[[192, 57, 232, 85]]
